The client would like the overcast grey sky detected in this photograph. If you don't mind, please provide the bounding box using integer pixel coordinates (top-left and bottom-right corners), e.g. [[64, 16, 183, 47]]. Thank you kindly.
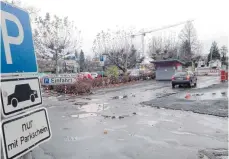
[[23, 0, 228, 56]]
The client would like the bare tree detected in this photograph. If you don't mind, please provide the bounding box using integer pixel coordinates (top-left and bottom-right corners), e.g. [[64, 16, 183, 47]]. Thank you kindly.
[[221, 45, 228, 57], [148, 34, 178, 60], [148, 36, 163, 59], [179, 21, 200, 61], [34, 13, 82, 74], [93, 29, 142, 73], [220, 45, 228, 65]]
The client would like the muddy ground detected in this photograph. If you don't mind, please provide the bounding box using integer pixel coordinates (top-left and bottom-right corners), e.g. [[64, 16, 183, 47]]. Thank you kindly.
[[31, 76, 228, 159]]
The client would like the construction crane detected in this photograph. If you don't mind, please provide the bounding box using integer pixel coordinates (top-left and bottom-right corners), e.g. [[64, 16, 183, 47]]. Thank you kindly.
[[131, 19, 195, 58]]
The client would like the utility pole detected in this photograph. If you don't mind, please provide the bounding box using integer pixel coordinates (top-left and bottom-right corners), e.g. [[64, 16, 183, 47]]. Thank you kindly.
[[125, 53, 127, 73], [141, 33, 145, 58], [124, 36, 128, 73], [210, 47, 213, 61], [55, 50, 58, 75]]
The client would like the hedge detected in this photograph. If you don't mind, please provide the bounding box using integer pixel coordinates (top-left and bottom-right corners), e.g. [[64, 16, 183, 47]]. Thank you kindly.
[[50, 73, 155, 95]]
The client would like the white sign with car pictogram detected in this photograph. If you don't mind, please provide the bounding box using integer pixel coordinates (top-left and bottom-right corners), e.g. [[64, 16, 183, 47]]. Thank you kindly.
[[0, 77, 42, 117]]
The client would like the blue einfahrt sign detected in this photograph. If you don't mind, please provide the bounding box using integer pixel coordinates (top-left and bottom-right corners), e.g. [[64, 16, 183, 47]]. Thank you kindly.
[[0, 1, 38, 74]]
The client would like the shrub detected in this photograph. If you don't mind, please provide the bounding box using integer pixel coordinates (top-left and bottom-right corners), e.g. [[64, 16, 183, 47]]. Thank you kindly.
[[52, 72, 155, 95], [129, 76, 140, 81], [92, 77, 103, 87], [140, 71, 155, 80], [92, 77, 112, 87], [106, 66, 119, 78], [53, 79, 92, 95], [122, 75, 130, 83], [109, 76, 119, 84]]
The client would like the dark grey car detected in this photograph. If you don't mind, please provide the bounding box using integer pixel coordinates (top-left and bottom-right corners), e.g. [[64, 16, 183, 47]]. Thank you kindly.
[[171, 71, 197, 88]]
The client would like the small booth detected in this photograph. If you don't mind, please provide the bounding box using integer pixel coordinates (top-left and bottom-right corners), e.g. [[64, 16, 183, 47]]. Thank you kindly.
[[151, 59, 185, 81]]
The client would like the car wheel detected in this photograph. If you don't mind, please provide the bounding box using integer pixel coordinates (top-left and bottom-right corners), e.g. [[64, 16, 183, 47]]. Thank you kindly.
[[188, 83, 192, 88], [30, 94, 35, 102], [194, 83, 197, 87], [172, 84, 175, 88], [11, 98, 18, 107]]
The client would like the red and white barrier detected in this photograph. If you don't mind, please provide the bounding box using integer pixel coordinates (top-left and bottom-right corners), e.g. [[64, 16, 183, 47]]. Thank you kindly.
[[208, 69, 220, 76], [195, 67, 220, 76]]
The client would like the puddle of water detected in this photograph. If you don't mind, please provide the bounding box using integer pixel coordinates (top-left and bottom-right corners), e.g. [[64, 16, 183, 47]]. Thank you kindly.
[[71, 114, 78, 118], [90, 98, 100, 102], [112, 125, 128, 129], [137, 120, 158, 126], [79, 103, 109, 113], [48, 96, 57, 99], [47, 106, 56, 109], [112, 95, 129, 99], [74, 102, 88, 106], [171, 131, 195, 135], [64, 136, 92, 142], [71, 113, 97, 118], [134, 134, 170, 147], [104, 128, 115, 132], [161, 119, 175, 123]]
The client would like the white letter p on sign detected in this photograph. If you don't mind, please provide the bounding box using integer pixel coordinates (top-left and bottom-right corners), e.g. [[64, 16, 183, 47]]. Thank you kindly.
[[1, 10, 24, 64]]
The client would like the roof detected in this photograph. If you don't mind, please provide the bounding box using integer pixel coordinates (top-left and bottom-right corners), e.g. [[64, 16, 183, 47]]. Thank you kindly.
[[151, 59, 185, 65]]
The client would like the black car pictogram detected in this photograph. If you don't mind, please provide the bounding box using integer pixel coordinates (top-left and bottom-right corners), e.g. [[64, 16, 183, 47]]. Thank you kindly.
[[7, 84, 38, 107]]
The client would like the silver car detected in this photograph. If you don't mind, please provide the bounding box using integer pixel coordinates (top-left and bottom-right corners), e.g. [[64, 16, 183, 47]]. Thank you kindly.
[[171, 71, 197, 88]]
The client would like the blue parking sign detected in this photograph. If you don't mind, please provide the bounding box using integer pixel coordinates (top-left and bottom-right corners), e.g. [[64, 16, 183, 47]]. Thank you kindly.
[[100, 55, 104, 62], [0, 2, 38, 74], [44, 78, 50, 84]]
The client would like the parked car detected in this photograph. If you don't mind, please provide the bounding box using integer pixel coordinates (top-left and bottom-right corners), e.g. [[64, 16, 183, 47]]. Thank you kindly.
[[77, 72, 93, 80], [171, 71, 197, 88], [91, 72, 98, 79], [8, 84, 38, 107]]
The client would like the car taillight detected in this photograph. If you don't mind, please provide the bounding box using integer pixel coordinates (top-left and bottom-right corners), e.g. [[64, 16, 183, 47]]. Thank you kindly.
[[186, 75, 190, 80], [172, 76, 175, 80]]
